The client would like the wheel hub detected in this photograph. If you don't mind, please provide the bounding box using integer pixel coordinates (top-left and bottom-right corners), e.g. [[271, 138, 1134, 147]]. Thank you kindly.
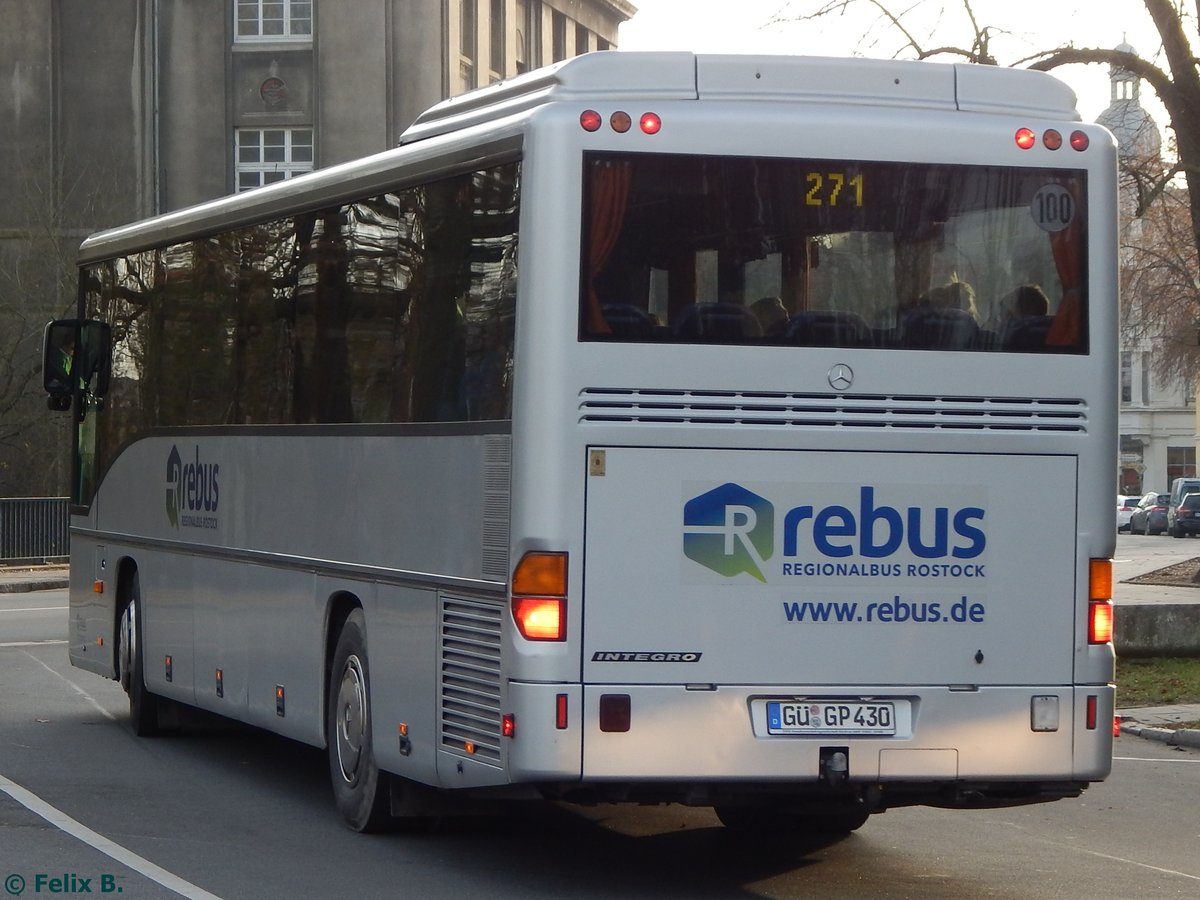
[[335, 655, 366, 783]]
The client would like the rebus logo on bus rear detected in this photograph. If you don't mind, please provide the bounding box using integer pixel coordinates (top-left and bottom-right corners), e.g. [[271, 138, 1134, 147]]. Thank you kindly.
[[165, 445, 220, 530], [683, 483, 986, 581]]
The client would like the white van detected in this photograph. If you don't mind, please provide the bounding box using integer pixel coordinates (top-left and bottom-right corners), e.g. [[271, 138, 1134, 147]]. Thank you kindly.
[[1167, 477, 1200, 536]]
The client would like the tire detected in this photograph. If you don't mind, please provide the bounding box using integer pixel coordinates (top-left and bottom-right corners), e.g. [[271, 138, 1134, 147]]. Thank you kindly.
[[328, 609, 391, 832], [119, 573, 161, 736], [714, 802, 870, 837]]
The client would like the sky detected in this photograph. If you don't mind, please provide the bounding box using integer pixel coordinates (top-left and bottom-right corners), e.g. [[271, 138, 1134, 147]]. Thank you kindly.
[[617, 0, 1170, 131]]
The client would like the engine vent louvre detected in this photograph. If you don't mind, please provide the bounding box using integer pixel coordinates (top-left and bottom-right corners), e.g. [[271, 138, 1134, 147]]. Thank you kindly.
[[579, 388, 1086, 432], [440, 594, 504, 766]]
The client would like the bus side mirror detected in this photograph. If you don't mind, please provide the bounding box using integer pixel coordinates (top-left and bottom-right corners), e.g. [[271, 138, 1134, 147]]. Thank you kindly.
[[42, 319, 112, 411]]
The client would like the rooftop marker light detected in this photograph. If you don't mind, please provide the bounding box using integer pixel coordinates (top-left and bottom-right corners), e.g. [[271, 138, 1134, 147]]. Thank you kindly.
[[640, 112, 662, 135]]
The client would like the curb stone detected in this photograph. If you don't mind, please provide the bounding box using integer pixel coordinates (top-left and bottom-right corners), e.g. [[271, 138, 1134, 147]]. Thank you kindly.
[[1119, 721, 1200, 750]]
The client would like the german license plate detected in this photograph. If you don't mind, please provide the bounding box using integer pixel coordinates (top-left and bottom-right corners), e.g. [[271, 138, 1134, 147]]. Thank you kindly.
[[766, 701, 896, 735]]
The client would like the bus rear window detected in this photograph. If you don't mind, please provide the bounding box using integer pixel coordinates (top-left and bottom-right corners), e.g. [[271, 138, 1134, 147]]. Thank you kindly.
[[580, 152, 1087, 353]]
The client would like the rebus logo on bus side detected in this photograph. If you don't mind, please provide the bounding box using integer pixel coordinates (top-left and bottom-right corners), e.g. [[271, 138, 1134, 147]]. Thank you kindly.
[[165, 445, 220, 529], [683, 483, 986, 581]]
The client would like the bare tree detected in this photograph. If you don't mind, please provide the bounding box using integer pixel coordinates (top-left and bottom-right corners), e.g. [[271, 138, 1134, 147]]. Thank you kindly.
[[1120, 182, 1200, 381], [0, 162, 108, 496]]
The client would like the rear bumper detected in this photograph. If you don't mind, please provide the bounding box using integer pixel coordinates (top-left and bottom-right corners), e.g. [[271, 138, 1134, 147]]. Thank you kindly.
[[504, 681, 1114, 799]]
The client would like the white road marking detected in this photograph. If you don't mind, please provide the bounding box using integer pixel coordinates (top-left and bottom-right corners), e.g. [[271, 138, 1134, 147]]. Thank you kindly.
[[0, 773, 224, 899], [20, 649, 116, 721]]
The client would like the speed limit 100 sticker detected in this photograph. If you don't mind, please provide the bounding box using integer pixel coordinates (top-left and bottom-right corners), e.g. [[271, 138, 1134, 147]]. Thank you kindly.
[[1031, 183, 1075, 233]]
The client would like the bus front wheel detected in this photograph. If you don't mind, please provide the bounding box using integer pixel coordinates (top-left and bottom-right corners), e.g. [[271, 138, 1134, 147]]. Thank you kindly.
[[118, 574, 161, 736], [327, 609, 391, 832]]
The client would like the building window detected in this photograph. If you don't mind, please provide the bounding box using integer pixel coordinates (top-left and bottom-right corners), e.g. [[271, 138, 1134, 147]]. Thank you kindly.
[[576, 22, 589, 55], [460, 0, 478, 91], [552, 10, 566, 62], [235, 0, 312, 41], [1168, 446, 1196, 481], [1121, 351, 1132, 403], [490, 0, 505, 78], [521, 0, 543, 72], [235, 128, 314, 191]]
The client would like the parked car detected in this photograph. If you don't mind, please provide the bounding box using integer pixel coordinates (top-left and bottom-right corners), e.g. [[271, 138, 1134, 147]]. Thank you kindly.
[[1117, 495, 1140, 532], [1167, 477, 1200, 535], [1172, 492, 1200, 537], [1129, 492, 1170, 535]]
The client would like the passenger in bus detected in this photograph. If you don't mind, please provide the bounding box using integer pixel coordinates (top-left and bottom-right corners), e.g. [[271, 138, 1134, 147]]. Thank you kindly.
[[1008, 283, 1050, 318], [900, 281, 980, 349], [999, 284, 1054, 351], [928, 280, 979, 319], [751, 295, 789, 337]]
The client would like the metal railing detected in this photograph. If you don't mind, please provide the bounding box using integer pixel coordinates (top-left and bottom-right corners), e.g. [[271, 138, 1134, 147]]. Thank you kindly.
[[0, 497, 69, 562]]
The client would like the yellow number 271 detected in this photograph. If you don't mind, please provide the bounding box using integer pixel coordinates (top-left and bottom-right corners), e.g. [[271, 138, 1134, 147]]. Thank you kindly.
[[805, 172, 864, 207]]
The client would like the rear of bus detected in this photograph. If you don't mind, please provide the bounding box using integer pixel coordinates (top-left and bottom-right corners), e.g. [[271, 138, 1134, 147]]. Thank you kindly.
[[503, 54, 1116, 823]]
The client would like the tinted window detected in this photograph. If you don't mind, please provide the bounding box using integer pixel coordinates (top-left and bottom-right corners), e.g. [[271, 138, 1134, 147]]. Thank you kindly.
[[81, 163, 519, 502], [580, 152, 1087, 353]]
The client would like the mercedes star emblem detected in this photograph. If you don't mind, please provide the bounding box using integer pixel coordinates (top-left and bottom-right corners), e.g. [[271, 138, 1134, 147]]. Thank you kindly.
[[828, 363, 854, 391]]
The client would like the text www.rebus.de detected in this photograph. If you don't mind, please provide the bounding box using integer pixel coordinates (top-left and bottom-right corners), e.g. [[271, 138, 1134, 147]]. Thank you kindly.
[[783, 595, 986, 624]]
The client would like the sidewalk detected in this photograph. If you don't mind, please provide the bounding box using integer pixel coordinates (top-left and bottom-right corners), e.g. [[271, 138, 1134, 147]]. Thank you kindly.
[[0, 564, 69, 593], [1117, 704, 1200, 750]]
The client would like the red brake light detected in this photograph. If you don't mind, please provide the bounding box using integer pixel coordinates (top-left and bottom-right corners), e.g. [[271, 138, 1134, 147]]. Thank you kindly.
[[580, 109, 602, 132], [640, 112, 662, 135], [1015, 127, 1036, 150], [1089, 601, 1114, 644], [512, 596, 565, 641], [1070, 130, 1090, 151]]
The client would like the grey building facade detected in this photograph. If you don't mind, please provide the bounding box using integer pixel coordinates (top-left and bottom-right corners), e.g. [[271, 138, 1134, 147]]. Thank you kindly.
[[0, 0, 635, 496]]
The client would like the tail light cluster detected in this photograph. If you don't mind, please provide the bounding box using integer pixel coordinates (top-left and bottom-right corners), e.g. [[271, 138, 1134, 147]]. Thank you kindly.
[[511, 551, 568, 641], [1088, 559, 1113, 645]]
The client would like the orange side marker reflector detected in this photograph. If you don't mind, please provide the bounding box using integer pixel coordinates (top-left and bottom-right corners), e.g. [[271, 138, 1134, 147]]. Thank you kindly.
[[93, 580, 104, 594]]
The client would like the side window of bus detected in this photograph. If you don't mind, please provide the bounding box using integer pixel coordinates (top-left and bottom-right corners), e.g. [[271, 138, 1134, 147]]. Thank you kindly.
[[83, 163, 520, 499]]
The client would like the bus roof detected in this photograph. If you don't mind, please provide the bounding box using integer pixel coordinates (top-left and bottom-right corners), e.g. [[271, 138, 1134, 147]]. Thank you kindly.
[[78, 51, 1082, 266], [399, 51, 1081, 145]]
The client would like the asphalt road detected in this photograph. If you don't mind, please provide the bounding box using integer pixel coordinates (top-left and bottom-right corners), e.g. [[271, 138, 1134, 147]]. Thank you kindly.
[[2, 586, 1199, 899]]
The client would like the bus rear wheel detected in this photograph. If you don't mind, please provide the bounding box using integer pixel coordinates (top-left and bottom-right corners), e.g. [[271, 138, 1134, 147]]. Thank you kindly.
[[327, 609, 391, 832]]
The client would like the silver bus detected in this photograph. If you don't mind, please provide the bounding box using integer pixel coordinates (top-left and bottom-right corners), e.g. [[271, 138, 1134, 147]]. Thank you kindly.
[[45, 51, 1118, 834]]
